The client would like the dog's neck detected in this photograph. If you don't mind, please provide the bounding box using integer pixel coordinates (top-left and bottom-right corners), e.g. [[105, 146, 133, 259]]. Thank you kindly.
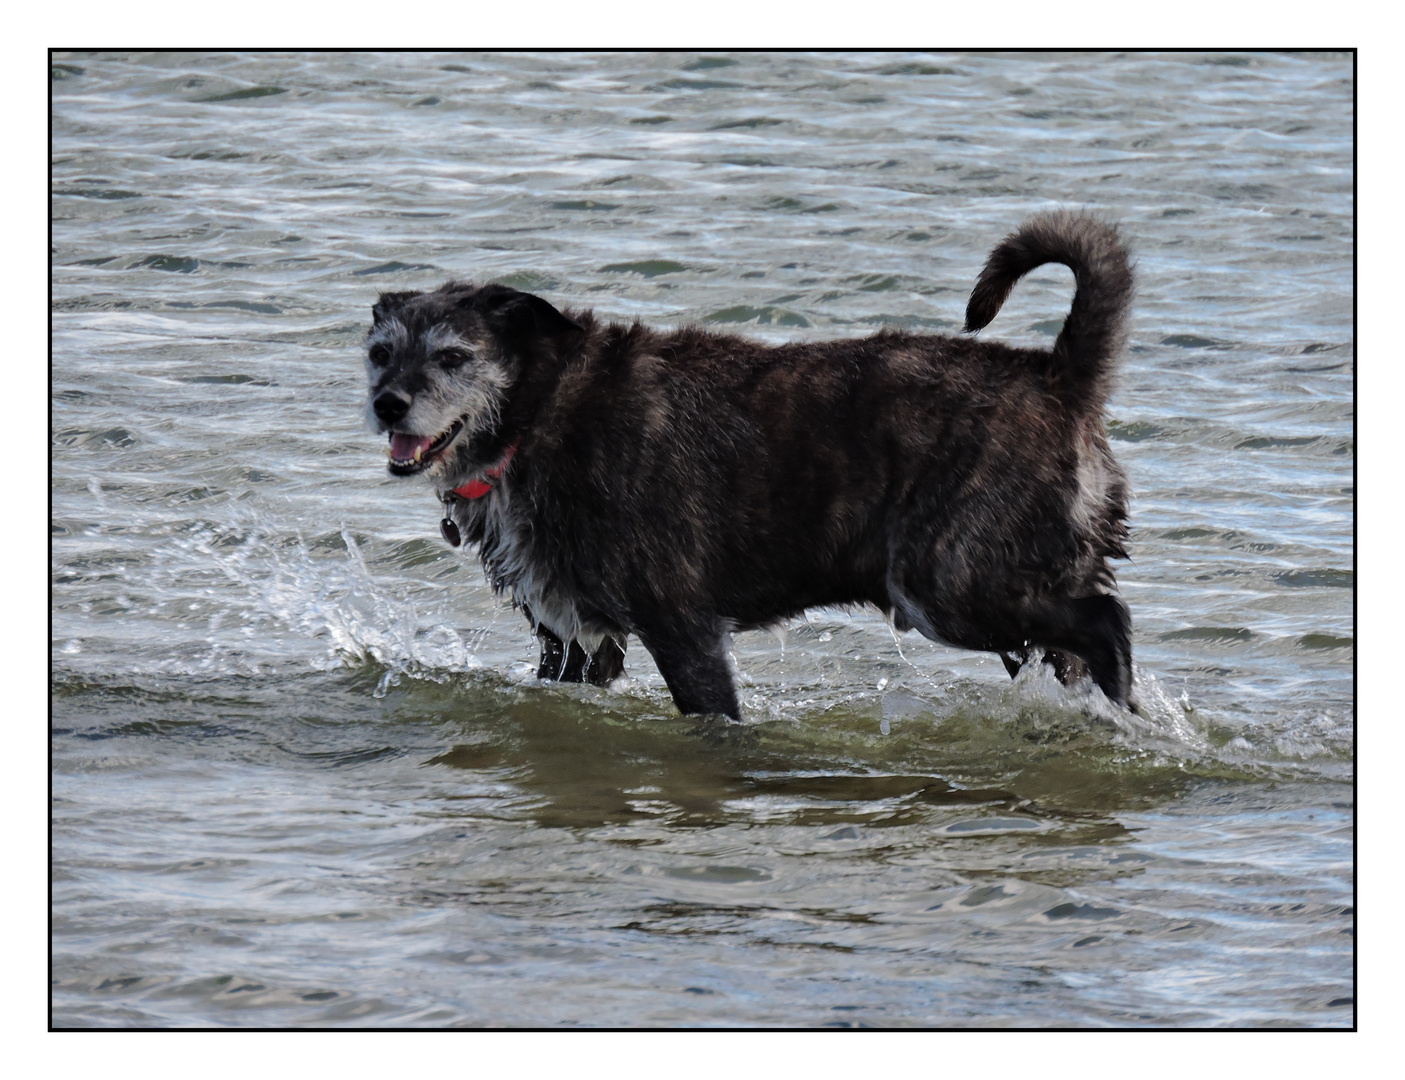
[[450, 437, 521, 500]]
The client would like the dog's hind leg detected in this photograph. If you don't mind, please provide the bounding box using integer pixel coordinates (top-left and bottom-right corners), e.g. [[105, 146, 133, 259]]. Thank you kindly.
[[1000, 650, 1028, 679], [1001, 647, 1089, 686], [1043, 649, 1088, 686], [1022, 593, 1136, 710], [637, 622, 741, 721]]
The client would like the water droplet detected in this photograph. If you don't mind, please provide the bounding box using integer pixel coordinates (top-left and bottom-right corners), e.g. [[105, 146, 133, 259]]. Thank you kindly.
[[372, 670, 400, 698]]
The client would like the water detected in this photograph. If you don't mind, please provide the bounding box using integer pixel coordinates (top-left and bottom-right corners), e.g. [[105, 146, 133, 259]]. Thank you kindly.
[[51, 51, 1353, 1028]]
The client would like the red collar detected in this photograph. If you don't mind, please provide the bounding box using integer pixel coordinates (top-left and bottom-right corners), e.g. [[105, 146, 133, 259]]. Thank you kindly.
[[451, 438, 521, 500]]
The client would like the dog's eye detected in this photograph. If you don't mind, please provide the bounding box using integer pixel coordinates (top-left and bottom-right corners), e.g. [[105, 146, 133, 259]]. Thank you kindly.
[[368, 344, 391, 366], [435, 349, 470, 368]]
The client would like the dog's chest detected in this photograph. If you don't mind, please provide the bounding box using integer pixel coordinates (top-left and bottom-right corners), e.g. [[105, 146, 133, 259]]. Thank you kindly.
[[455, 491, 608, 651]]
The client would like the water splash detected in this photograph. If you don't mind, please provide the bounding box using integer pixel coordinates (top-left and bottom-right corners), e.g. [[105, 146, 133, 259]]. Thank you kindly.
[[58, 508, 513, 685]]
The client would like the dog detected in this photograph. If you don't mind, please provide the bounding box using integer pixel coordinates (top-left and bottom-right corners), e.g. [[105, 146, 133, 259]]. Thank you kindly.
[[363, 211, 1137, 721]]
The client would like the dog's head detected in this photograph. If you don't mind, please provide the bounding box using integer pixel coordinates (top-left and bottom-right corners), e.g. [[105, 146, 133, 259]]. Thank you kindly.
[[363, 282, 581, 483]]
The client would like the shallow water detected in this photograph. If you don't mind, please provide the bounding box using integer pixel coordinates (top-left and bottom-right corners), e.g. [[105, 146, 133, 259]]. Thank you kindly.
[[51, 51, 1353, 1027]]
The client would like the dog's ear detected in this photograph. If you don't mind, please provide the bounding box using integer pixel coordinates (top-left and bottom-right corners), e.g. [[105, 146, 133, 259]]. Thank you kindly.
[[372, 291, 417, 326], [472, 285, 582, 346]]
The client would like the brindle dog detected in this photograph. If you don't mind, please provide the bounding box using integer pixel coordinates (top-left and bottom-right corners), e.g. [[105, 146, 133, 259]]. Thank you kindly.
[[363, 212, 1137, 720]]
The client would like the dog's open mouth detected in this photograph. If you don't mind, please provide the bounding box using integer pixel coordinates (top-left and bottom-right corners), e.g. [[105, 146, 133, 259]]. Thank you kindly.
[[387, 419, 464, 476]]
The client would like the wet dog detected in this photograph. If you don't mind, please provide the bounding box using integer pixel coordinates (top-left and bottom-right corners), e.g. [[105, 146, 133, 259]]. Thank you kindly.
[[363, 212, 1137, 720]]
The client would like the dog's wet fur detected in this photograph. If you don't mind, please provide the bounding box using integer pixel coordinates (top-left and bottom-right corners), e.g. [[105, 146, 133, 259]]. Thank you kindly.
[[363, 212, 1137, 720]]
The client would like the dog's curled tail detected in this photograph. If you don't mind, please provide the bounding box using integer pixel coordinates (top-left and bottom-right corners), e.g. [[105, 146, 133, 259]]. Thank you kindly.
[[964, 211, 1133, 407]]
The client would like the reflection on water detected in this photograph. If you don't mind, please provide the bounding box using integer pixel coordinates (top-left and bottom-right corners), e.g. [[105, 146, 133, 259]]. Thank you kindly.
[[59, 667, 1204, 832], [52, 50, 1352, 1027]]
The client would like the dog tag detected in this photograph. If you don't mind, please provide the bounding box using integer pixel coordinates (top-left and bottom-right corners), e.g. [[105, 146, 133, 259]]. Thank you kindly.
[[440, 516, 461, 547]]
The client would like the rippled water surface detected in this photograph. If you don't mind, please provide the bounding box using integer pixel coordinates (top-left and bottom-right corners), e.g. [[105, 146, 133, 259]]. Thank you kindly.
[[51, 51, 1353, 1027]]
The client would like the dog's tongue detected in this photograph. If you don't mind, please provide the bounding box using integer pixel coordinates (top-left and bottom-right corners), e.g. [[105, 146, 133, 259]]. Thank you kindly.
[[390, 433, 434, 461]]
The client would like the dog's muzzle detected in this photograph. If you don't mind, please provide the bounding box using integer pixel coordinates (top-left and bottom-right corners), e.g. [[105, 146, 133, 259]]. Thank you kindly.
[[386, 418, 465, 476]]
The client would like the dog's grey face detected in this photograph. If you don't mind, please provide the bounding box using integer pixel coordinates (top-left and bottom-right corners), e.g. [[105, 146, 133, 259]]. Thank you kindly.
[[364, 283, 579, 484]]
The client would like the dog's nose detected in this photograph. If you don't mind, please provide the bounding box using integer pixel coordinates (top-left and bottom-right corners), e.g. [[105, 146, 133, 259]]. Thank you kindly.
[[373, 390, 411, 425]]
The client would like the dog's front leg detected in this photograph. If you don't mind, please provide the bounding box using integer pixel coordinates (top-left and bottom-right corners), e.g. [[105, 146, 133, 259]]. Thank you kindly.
[[534, 622, 587, 681], [637, 623, 741, 722], [535, 623, 566, 679], [532, 620, 624, 685], [583, 636, 626, 686]]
